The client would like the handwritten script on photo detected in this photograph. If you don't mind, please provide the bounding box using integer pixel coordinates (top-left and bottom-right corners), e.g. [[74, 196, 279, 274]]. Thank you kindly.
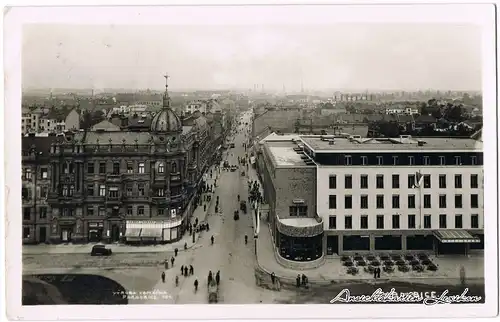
[[330, 288, 482, 305]]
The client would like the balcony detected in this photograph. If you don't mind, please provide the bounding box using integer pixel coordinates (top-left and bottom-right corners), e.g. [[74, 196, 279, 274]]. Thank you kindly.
[[151, 196, 170, 205], [106, 174, 122, 183], [105, 196, 122, 206]]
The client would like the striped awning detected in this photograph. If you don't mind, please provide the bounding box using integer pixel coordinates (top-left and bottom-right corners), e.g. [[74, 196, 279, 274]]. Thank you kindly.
[[433, 230, 481, 243], [140, 228, 163, 238], [124, 228, 142, 238]]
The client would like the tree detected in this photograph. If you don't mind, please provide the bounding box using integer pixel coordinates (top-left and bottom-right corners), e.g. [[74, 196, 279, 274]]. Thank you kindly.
[[444, 104, 465, 122]]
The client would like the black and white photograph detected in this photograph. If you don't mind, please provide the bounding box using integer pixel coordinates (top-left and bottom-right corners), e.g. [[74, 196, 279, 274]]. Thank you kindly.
[[2, 3, 498, 320]]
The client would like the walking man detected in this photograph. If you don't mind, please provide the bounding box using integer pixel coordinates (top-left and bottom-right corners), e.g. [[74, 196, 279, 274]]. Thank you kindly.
[[171, 256, 175, 267], [190, 265, 194, 275], [270, 272, 276, 284], [161, 271, 165, 283]]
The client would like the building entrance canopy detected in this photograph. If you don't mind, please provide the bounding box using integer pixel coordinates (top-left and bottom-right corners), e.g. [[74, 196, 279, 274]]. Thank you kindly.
[[140, 228, 163, 238], [124, 228, 141, 238], [433, 230, 481, 243], [276, 217, 323, 238]]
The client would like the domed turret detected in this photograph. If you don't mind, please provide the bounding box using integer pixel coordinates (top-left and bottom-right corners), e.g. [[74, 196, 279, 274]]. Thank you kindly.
[[150, 109, 182, 133], [150, 73, 182, 133]]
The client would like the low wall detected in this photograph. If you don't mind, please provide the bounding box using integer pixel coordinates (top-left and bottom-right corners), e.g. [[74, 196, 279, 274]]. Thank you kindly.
[[274, 249, 325, 270]]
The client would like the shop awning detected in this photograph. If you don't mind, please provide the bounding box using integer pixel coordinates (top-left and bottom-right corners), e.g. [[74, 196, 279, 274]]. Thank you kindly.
[[140, 228, 163, 238], [433, 230, 481, 243], [125, 228, 142, 238]]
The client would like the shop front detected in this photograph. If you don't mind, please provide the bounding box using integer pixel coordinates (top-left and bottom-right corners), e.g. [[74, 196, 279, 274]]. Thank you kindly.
[[433, 230, 481, 255], [125, 219, 183, 245], [88, 222, 104, 242], [274, 216, 324, 269]]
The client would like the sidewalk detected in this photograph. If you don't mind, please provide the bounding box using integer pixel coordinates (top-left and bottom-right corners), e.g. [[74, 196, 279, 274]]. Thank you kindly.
[[23, 166, 221, 256], [255, 217, 484, 286]]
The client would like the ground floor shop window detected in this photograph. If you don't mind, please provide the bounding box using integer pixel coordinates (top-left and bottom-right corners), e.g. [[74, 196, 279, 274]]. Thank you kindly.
[[343, 235, 370, 251], [327, 236, 339, 255], [374, 235, 402, 250], [277, 232, 323, 261], [406, 235, 433, 250], [470, 234, 484, 250]]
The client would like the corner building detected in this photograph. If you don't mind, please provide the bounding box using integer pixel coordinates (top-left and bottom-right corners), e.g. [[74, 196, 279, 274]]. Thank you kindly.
[[46, 76, 216, 243], [259, 134, 483, 268]]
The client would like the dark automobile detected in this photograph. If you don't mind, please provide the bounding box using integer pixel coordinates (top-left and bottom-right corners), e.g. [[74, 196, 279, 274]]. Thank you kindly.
[[91, 245, 112, 256]]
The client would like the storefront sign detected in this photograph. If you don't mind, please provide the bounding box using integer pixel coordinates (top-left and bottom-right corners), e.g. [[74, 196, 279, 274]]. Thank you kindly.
[[292, 199, 305, 204], [59, 221, 75, 226], [89, 222, 104, 228]]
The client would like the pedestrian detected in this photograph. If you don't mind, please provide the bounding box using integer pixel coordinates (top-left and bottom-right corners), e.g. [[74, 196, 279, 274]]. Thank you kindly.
[[171, 256, 175, 266], [184, 266, 189, 276], [204, 204, 206, 212], [192, 233, 196, 243], [190, 265, 194, 275], [271, 272, 276, 284], [161, 271, 165, 283], [211, 235, 214, 245], [181, 265, 184, 274], [215, 271, 220, 285], [206, 223, 210, 231], [301, 274, 306, 286], [208, 271, 213, 285], [184, 242, 188, 250], [377, 267, 381, 279], [296, 274, 300, 288], [195, 218, 199, 226], [373, 267, 377, 279], [174, 248, 178, 257]]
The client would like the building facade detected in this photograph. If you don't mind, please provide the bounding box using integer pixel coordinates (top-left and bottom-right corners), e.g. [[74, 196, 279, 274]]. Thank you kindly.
[[258, 133, 484, 268], [22, 135, 59, 244], [43, 76, 218, 244]]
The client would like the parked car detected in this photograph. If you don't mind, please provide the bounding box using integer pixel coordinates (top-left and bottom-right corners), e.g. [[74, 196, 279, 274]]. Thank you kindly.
[[91, 244, 112, 256]]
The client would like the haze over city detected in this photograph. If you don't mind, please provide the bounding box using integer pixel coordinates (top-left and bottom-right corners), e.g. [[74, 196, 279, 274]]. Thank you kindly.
[[22, 24, 482, 92]]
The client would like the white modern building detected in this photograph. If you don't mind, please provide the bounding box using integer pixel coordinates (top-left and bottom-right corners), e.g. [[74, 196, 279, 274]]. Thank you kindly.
[[300, 135, 483, 255]]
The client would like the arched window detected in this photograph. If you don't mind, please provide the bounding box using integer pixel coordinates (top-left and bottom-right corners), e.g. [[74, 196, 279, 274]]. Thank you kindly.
[[158, 162, 165, 173], [171, 162, 177, 173]]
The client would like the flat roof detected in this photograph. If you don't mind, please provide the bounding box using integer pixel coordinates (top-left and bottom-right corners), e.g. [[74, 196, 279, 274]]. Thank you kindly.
[[300, 136, 482, 152], [266, 141, 312, 167]]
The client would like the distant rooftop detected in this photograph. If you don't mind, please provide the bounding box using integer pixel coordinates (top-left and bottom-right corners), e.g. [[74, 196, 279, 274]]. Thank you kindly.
[[301, 136, 482, 152]]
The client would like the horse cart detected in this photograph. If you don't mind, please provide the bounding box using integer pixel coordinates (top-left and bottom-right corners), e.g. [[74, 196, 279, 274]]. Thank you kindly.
[[208, 280, 219, 303]]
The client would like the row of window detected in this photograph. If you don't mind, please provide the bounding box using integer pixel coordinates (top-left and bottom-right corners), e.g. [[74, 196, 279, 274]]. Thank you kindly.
[[22, 186, 49, 200], [328, 173, 480, 189], [328, 214, 480, 230], [86, 161, 178, 175], [83, 184, 176, 198], [323, 154, 478, 166], [22, 167, 49, 180], [23, 207, 48, 220], [328, 194, 481, 209]]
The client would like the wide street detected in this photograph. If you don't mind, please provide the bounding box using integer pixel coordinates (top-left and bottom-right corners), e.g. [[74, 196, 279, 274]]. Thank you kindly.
[[23, 111, 285, 304]]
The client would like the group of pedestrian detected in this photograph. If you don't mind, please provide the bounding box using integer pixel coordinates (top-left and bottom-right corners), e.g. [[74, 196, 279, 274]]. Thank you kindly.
[[180, 264, 195, 277], [296, 274, 308, 288], [208, 270, 221, 286]]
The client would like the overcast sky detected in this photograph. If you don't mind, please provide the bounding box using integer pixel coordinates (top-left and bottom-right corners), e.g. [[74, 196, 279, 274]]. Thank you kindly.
[[22, 24, 482, 91]]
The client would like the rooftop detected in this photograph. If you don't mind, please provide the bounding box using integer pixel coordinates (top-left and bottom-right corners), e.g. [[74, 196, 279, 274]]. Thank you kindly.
[[265, 140, 314, 167], [301, 136, 482, 152]]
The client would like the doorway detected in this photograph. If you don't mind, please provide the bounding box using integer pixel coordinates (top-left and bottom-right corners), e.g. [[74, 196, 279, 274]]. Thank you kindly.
[[39, 227, 47, 243], [327, 235, 339, 255], [61, 228, 72, 242], [111, 224, 120, 242]]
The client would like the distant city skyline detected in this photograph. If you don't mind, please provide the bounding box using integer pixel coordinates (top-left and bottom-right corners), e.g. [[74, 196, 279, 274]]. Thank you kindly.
[[23, 24, 482, 92]]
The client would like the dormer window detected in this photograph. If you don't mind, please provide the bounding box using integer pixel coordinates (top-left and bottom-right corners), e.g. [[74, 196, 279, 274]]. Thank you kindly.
[[455, 156, 461, 165], [423, 156, 430, 165], [377, 156, 383, 165]]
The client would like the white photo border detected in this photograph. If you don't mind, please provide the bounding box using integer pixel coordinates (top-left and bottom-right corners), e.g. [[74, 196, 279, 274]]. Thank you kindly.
[[3, 2, 498, 320]]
